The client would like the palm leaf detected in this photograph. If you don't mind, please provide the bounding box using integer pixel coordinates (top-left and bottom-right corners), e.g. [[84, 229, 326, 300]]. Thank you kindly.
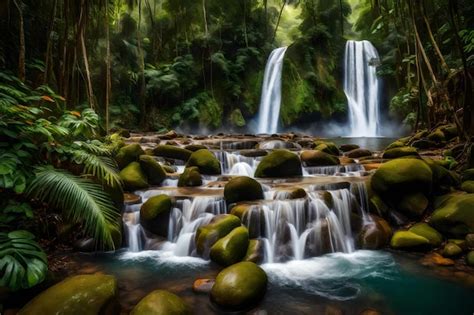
[[73, 150, 122, 188], [26, 167, 119, 249]]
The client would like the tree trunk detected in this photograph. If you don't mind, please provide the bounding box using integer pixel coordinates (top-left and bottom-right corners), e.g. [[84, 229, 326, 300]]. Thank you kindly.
[[44, 0, 58, 85], [272, 0, 286, 43], [13, 0, 25, 82], [105, 0, 111, 133], [202, 0, 208, 38], [137, 0, 147, 127], [80, 30, 95, 109]]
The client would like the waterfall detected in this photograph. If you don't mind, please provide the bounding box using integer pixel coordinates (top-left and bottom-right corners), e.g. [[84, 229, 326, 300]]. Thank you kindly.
[[257, 47, 288, 134], [344, 40, 381, 137]]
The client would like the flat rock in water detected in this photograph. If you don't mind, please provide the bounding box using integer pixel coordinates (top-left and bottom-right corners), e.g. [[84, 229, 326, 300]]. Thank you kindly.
[[192, 279, 215, 294], [124, 193, 142, 205]]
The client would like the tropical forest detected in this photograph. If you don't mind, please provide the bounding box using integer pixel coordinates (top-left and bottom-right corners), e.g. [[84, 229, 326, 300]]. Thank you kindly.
[[0, 0, 473, 314]]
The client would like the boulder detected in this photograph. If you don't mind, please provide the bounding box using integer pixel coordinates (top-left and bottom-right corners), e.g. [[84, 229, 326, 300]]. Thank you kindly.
[[139, 155, 166, 185], [427, 129, 445, 143], [382, 147, 419, 159], [224, 176, 263, 204], [243, 239, 264, 264], [184, 144, 208, 152], [161, 164, 177, 174], [412, 139, 437, 149], [18, 275, 117, 315], [120, 162, 149, 191], [461, 181, 474, 193], [339, 144, 360, 152], [300, 150, 340, 166], [390, 231, 430, 248], [255, 149, 302, 177], [210, 226, 250, 266], [423, 158, 460, 193], [140, 194, 172, 237], [346, 149, 372, 159], [186, 149, 221, 175], [192, 279, 215, 294], [313, 141, 340, 156], [396, 192, 428, 218], [466, 234, 474, 249], [385, 141, 405, 150], [115, 143, 145, 169], [288, 187, 307, 199], [358, 215, 392, 249], [442, 243, 463, 257], [210, 262, 267, 310], [408, 223, 443, 246], [239, 149, 268, 157], [467, 251, 474, 266], [153, 145, 192, 161], [196, 214, 241, 257], [429, 194, 474, 237], [178, 167, 202, 187], [131, 290, 189, 315], [462, 169, 474, 182]]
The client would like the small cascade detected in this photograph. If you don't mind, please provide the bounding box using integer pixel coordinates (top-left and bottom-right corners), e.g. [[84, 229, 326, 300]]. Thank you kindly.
[[216, 151, 260, 176], [257, 47, 288, 134], [344, 40, 381, 137], [123, 204, 144, 252], [303, 164, 365, 176]]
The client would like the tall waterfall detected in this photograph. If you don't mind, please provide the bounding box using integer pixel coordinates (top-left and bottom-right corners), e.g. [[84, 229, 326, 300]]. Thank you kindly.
[[344, 40, 381, 137], [257, 47, 288, 134]]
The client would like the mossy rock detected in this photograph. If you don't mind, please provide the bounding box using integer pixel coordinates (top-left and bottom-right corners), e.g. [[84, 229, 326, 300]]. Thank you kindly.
[[224, 176, 263, 204], [382, 147, 419, 159], [339, 144, 360, 152], [427, 129, 445, 143], [140, 194, 172, 237], [255, 149, 302, 178], [429, 194, 474, 237], [186, 149, 221, 175], [467, 251, 474, 266], [210, 262, 267, 310], [178, 167, 202, 187], [18, 275, 117, 315], [196, 214, 242, 258], [153, 145, 192, 161], [115, 143, 145, 169], [184, 144, 208, 152], [411, 130, 429, 141], [442, 243, 463, 257], [314, 141, 340, 156], [120, 162, 149, 191], [390, 231, 430, 248], [462, 169, 474, 182], [358, 215, 392, 249], [439, 124, 458, 140], [385, 141, 405, 150], [423, 158, 460, 193], [396, 192, 428, 218], [371, 158, 433, 197], [408, 223, 443, 246], [131, 290, 189, 315], [412, 139, 437, 149], [210, 226, 250, 266], [139, 155, 166, 185], [288, 187, 307, 199], [243, 239, 264, 264], [346, 148, 372, 159], [161, 164, 177, 174], [461, 181, 474, 193], [300, 150, 340, 166]]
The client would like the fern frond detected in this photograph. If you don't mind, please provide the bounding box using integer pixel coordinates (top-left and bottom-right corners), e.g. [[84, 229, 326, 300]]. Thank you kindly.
[[73, 140, 113, 156], [73, 150, 122, 188]]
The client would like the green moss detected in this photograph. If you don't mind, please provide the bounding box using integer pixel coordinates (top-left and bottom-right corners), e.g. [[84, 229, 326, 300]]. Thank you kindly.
[[255, 149, 302, 178], [396, 192, 428, 218], [186, 149, 221, 175], [390, 231, 430, 248], [461, 181, 474, 193], [131, 290, 189, 315], [243, 239, 263, 263], [224, 176, 263, 204], [196, 214, 242, 257], [467, 251, 474, 266], [385, 141, 405, 150], [210, 226, 249, 266], [178, 167, 202, 187], [300, 150, 340, 166], [115, 143, 145, 169], [442, 243, 463, 257], [120, 162, 149, 191], [139, 155, 166, 185], [153, 145, 192, 161], [409, 223, 443, 246], [430, 194, 474, 237], [382, 146, 419, 159], [230, 109, 246, 127], [140, 194, 172, 237], [199, 97, 223, 129], [427, 129, 445, 143]]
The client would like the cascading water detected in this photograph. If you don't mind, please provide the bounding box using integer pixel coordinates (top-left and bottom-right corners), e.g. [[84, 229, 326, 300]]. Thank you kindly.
[[344, 40, 381, 137], [257, 47, 288, 134]]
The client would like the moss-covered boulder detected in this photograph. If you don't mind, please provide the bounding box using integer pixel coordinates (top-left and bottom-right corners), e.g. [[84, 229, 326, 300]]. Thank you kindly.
[[196, 214, 241, 257], [210, 226, 250, 266], [288, 187, 307, 199], [131, 290, 189, 315], [210, 262, 267, 310], [115, 143, 145, 169], [184, 144, 208, 152], [339, 144, 360, 152], [224, 176, 263, 204], [178, 167, 202, 187], [300, 150, 340, 166], [120, 162, 149, 191], [442, 243, 463, 257], [423, 158, 459, 193], [462, 169, 474, 182], [243, 239, 264, 263], [140, 194, 172, 237], [382, 147, 419, 159], [408, 223, 443, 246], [153, 145, 192, 161], [346, 149, 372, 159], [255, 149, 302, 177], [139, 155, 166, 185], [461, 181, 474, 193], [411, 139, 437, 149], [186, 149, 221, 175], [390, 231, 430, 248], [396, 192, 428, 218], [358, 215, 392, 249], [429, 194, 474, 237], [314, 142, 340, 156], [427, 129, 445, 143], [385, 140, 405, 150], [18, 275, 117, 315], [467, 251, 474, 266]]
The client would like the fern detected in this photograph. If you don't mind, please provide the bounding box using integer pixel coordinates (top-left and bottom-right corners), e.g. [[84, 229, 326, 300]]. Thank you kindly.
[[73, 150, 122, 188], [27, 167, 120, 249]]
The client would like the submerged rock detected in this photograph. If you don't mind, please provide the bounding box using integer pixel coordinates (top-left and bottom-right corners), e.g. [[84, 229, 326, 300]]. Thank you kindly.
[[140, 194, 172, 237], [196, 214, 241, 257], [131, 290, 189, 315], [210, 226, 250, 266], [429, 194, 474, 237], [120, 162, 149, 191], [139, 155, 166, 185], [153, 145, 192, 161], [224, 176, 263, 204], [211, 262, 267, 310], [115, 143, 145, 169], [18, 275, 117, 315], [178, 167, 202, 187], [300, 150, 340, 166], [390, 231, 430, 248], [186, 149, 221, 175], [255, 149, 302, 177]]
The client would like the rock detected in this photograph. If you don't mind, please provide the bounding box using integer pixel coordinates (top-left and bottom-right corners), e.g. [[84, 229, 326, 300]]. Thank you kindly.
[[120, 162, 149, 191], [396, 192, 428, 218], [255, 149, 302, 177], [313, 141, 340, 156], [161, 164, 177, 174], [159, 130, 179, 139], [346, 148, 372, 159], [210, 262, 267, 310], [461, 181, 474, 193], [300, 150, 340, 166], [193, 279, 215, 294], [358, 215, 392, 249], [184, 144, 208, 152], [288, 187, 307, 199], [439, 124, 458, 140], [423, 158, 460, 193], [429, 194, 474, 237], [359, 309, 382, 315], [18, 275, 117, 315], [196, 214, 241, 257], [466, 234, 474, 249], [178, 167, 202, 187], [462, 169, 474, 182], [467, 251, 474, 266], [224, 176, 263, 204], [442, 243, 463, 257], [382, 146, 419, 159], [139, 155, 166, 185], [186, 149, 221, 175], [130, 290, 189, 315], [390, 231, 430, 248], [325, 305, 344, 315], [115, 143, 145, 169], [409, 223, 443, 246], [153, 145, 192, 161], [243, 239, 264, 264], [210, 226, 249, 266], [239, 149, 268, 157], [427, 129, 445, 143], [339, 144, 360, 152], [412, 139, 437, 149], [140, 194, 172, 237], [385, 141, 405, 150], [421, 253, 455, 266], [258, 140, 299, 150], [448, 238, 467, 249]]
